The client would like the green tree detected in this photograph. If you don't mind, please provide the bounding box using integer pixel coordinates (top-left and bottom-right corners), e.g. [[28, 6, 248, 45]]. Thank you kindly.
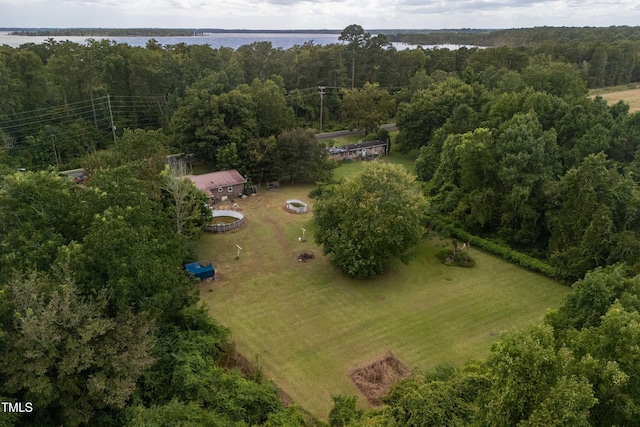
[[0, 171, 84, 277], [383, 370, 476, 426], [548, 153, 640, 281], [245, 77, 295, 138], [235, 41, 279, 82], [492, 113, 559, 247], [521, 61, 588, 99], [329, 395, 364, 427], [479, 324, 568, 425], [0, 272, 154, 426], [161, 161, 210, 239], [275, 128, 332, 184], [242, 136, 279, 184], [341, 83, 395, 135], [519, 376, 596, 427], [339, 24, 368, 89], [314, 162, 429, 278], [395, 77, 487, 153], [169, 77, 257, 163]]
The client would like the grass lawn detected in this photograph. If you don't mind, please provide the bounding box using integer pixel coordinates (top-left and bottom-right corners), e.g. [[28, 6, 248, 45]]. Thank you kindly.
[[331, 132, 418, 181], [590, 84, 640, 111], [197, 182, 570, 420]]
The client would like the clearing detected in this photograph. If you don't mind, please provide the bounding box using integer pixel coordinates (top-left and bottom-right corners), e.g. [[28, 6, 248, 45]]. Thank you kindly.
[[591, 84, 640, 111], [197, 182, 570, 420]]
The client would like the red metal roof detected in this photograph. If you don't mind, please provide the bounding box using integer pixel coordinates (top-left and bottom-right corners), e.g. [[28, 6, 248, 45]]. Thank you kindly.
[[187, 169, 247, 195]]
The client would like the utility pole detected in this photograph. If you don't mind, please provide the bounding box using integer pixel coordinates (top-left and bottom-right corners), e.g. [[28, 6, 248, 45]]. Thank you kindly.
[[318, 86, 326, 132], [107, 94, 117, 145]]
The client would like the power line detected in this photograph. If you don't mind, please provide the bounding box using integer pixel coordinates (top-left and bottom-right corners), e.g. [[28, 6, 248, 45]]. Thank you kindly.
[[0, 95, 167, 133], [0, 98, 102, 119]]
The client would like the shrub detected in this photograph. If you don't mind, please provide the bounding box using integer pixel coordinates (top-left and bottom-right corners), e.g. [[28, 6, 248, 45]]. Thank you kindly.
[[437, 248, 476, 268], [430, 217, 561, 281]]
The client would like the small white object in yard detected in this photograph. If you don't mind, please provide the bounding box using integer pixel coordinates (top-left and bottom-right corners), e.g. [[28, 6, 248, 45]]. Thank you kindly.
[[298, 237, 302, 241]]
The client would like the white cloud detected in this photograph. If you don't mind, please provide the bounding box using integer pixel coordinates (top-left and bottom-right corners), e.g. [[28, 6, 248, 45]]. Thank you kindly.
[[1, 0, 640, 28]]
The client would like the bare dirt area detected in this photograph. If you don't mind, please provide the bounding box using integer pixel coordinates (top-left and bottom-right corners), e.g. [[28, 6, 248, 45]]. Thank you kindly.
[[350, 352, 411, 406], [297, 252, 315, 262]]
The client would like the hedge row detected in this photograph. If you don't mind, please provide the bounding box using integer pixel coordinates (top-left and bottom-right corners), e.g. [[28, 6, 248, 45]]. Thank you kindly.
[[430, 217, 562, 282]]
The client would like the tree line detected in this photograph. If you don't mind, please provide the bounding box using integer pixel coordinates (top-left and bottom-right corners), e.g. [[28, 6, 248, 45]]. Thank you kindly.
[[388, 25, 640, 47], [392, 60, 640, 283], [2, 25, 640, 174]]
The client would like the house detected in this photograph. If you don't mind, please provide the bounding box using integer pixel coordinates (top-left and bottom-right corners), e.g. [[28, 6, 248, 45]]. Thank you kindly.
[[187, 169, 247, 201], [184, 261, 215, 280], [327, 140, 389, 161]]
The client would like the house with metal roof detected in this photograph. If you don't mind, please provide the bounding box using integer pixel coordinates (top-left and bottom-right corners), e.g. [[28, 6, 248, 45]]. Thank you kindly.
[[187, 169, 247, 200]]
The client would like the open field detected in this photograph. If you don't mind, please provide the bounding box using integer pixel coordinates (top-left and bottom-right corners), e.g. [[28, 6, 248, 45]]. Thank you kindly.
[[197, 177, 570, 419], [591, 84, 640, 111]]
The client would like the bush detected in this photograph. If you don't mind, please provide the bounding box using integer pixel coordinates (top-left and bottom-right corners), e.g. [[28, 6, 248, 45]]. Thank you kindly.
[[437, 248, 475, 268], [431, 217, 561, 281]]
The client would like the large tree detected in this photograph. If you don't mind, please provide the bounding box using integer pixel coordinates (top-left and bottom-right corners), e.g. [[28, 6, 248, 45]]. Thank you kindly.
[[339, 24, 368, 89], [340, 82, 395, 135], [395, 76, 488, 153], [314, 162, 429, 278], [275, 128, 332, 184], [548, 153, 640, 281], [0, 272, 154, 426]]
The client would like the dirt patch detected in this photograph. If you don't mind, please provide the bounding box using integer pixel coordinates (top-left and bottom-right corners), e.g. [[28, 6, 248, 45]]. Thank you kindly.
[[350, 352, 410, 406], [297, 252, 315, 262]]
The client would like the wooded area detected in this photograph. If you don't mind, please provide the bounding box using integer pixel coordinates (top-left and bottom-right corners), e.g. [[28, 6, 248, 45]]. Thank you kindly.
[[2, 25, 640, 425]]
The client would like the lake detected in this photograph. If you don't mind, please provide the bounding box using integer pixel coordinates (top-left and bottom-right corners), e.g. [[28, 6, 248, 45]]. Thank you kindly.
[[0, 32, 342, 49], [0, 31, 475, 51]]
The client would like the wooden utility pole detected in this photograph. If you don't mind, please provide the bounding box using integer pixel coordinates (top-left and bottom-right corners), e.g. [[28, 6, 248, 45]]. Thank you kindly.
[[318, 86, 326, 132]]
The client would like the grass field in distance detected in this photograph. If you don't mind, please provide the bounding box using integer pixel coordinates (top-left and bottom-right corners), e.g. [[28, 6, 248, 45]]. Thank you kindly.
[[591, 84, 640, 111]]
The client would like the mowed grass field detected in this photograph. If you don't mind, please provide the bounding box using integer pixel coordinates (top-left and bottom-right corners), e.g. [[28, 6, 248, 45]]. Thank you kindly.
[[197, 175, 570, 419], [592, 84, 640, 111]]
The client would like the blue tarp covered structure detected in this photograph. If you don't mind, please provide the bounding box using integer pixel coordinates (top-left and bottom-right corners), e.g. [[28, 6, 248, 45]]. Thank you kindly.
[[184, 261, 215, 280]]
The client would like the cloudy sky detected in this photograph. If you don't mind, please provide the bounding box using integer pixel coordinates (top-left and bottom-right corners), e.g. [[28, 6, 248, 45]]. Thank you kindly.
[[1, 0, 639, 30]]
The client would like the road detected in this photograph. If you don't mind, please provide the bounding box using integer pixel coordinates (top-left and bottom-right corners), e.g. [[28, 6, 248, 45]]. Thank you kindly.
[[315, 123, 397, 140]]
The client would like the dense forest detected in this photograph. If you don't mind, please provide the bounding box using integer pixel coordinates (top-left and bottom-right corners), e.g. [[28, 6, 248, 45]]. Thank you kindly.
[[388, 25, 640, 46], [2, 25, 640, 425]]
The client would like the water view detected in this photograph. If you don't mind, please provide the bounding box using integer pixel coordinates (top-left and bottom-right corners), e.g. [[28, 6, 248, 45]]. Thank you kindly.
[[0, 31, 476, 51], [0, 31, 343, 49]]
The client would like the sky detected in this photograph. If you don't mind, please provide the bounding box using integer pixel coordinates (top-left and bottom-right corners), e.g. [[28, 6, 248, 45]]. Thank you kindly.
[[1, 0, 639, 30]]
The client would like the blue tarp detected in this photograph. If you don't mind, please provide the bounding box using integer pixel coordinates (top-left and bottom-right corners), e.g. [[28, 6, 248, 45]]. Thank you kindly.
[[184, 261, 215, 280]]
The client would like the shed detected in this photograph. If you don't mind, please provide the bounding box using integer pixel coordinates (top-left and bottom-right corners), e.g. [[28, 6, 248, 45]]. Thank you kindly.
[[184, 261, 215, 280]]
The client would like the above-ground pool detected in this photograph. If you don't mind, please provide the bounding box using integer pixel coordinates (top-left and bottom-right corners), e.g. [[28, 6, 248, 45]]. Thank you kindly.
[[206, 209, 245, 233], [286, 199, 308, 214]]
